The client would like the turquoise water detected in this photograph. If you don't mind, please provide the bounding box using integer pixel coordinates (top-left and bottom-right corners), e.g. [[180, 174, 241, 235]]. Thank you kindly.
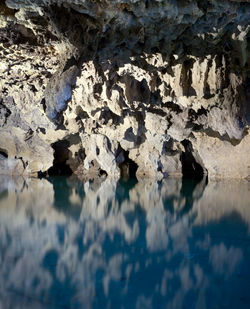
[[0, 176, 250, 309]]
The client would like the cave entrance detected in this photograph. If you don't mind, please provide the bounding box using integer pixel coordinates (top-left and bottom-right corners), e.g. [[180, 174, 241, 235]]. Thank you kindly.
[[48, 140, 73, 176], [181, 140, 204, 181], [0, 149, 8, 158], [118, 148, 138, 180]]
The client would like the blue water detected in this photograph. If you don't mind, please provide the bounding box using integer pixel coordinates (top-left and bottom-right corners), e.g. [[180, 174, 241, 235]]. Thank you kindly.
[[0, 176, 249, 309]]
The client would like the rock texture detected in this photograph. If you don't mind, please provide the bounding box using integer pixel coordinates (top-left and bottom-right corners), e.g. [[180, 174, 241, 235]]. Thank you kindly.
[[0, 0, 249, 179]]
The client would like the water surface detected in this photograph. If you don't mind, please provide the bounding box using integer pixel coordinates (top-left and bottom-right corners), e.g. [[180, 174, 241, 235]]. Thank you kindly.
[[0, 176, 250, 309]]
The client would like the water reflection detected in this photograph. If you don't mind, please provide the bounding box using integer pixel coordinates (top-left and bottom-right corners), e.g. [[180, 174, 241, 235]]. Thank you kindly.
[[0, 176, 249, 309]]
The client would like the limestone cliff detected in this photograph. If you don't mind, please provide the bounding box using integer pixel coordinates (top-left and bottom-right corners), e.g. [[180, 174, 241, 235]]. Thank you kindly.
[[0, 0, 249, 179]]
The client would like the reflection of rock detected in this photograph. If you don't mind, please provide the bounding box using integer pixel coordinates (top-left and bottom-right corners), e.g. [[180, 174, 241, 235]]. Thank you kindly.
[[0, 177, 65, 308], [0, 175, 25, 194], [0, 176, 249, 308], [209, 244, 243, 277], [193, 180, 250, 231]]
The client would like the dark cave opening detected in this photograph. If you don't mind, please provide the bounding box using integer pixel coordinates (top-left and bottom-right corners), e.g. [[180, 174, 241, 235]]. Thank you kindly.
[[118, 148, 138, 179], [0, 149, 8, 158], [181, 140, 204, 180], [98, 169, 108, 177], [48, 140, 73, 176]]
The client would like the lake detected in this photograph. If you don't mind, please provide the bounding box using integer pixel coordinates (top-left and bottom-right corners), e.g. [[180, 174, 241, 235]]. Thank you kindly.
[[0, 176, 249, 309]]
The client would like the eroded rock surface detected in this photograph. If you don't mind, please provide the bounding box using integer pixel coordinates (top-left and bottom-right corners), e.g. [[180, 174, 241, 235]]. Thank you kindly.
[[0, 0, 249, 178]]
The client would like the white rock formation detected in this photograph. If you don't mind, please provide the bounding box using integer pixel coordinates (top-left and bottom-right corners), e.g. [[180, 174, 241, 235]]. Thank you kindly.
[[0, 0, 249, 179]]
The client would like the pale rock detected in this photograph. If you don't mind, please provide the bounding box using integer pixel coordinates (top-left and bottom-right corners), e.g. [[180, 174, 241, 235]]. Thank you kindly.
[[0, 0, 249, 178], [191, 129, 250, 179], [0, 155, 25, 175], [80, 133, 120, 178], [0, 128, 54, 175]]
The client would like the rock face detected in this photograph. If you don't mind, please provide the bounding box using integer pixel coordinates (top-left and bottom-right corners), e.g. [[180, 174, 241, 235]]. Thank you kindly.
[[0, 0, 249, 179]]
